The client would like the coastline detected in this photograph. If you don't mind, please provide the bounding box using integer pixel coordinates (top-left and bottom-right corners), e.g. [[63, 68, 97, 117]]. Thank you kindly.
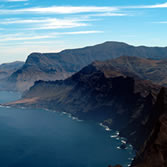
[[1, 102, 136, 166]]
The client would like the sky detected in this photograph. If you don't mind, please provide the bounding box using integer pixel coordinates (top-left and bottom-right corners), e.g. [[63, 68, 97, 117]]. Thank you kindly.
[[0, 0, 167, 63]]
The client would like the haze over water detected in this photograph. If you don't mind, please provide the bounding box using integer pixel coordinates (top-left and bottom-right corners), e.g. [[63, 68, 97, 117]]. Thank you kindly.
[[0, 91, 134, 167]]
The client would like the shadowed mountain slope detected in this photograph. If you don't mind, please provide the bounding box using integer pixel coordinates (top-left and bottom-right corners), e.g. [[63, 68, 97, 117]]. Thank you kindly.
[[7, 60, 161, 150], [131, 88, 167, 167], [0, 61, 24, 80]]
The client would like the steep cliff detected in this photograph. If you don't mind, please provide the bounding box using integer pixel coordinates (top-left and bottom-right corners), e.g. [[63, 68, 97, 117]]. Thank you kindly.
[[131, 88, 167, 167], [8, 60, 161, 151]]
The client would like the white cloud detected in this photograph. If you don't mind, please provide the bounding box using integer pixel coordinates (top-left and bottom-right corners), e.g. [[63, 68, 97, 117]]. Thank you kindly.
[[0, 17, 90, 30], [86, 12, 128, 17], [144, 2, 167, 8], [29, 23, 88, 30], [0, 31, 102, 42], [0, 2, 167, 15], [0, 35, 52, 41], [18, 6, 118, 14], [0, 18, 90, 24], [60, 31, 103, 35], [0, 12, 126, 30], [122, 2, 167, 9], [0, 6, 118, 14]]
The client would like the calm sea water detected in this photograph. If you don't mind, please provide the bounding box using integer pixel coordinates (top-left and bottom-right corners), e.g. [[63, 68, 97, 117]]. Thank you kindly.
[[0, 91, 134, 167]]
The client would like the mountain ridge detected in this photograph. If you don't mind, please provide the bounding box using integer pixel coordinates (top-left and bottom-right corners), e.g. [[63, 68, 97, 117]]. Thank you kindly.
[[3, 41, 167, 92], [0, 61, 24, 81]]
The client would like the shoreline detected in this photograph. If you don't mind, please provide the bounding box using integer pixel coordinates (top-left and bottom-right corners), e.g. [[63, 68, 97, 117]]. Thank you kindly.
[[1, 103, 135, 166]]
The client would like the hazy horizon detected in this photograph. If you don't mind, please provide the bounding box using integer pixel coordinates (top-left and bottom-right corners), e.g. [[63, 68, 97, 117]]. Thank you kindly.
[[0, 0, 167, 64], [1, 40, 167, 64]]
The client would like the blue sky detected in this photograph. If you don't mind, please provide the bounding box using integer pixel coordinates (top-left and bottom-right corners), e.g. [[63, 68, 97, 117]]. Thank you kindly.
[[0, 0, 167, 63]]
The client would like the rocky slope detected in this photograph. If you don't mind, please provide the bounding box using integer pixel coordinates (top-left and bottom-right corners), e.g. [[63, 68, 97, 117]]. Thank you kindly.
[[4, 41, 167, 92], [98, 56, 167, 86], [0, 61, 24, 80], [131, 87, 167, 167], [0, 61, 24, 91], [7, 60, 161, 151]]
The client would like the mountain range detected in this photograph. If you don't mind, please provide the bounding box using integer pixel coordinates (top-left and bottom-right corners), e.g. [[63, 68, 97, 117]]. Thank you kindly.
[[2, 41, 167, 92]]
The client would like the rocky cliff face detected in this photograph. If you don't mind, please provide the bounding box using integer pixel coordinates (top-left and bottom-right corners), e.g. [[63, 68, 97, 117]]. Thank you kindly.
[[8, 60, 161, 152], [96, 56, 167, 86], [0, 61, 24, 91], [131, 87, 167, 167], [6, 53, 73, 91], [0, 61, 24, 80], [4, 41, 167, 92]]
